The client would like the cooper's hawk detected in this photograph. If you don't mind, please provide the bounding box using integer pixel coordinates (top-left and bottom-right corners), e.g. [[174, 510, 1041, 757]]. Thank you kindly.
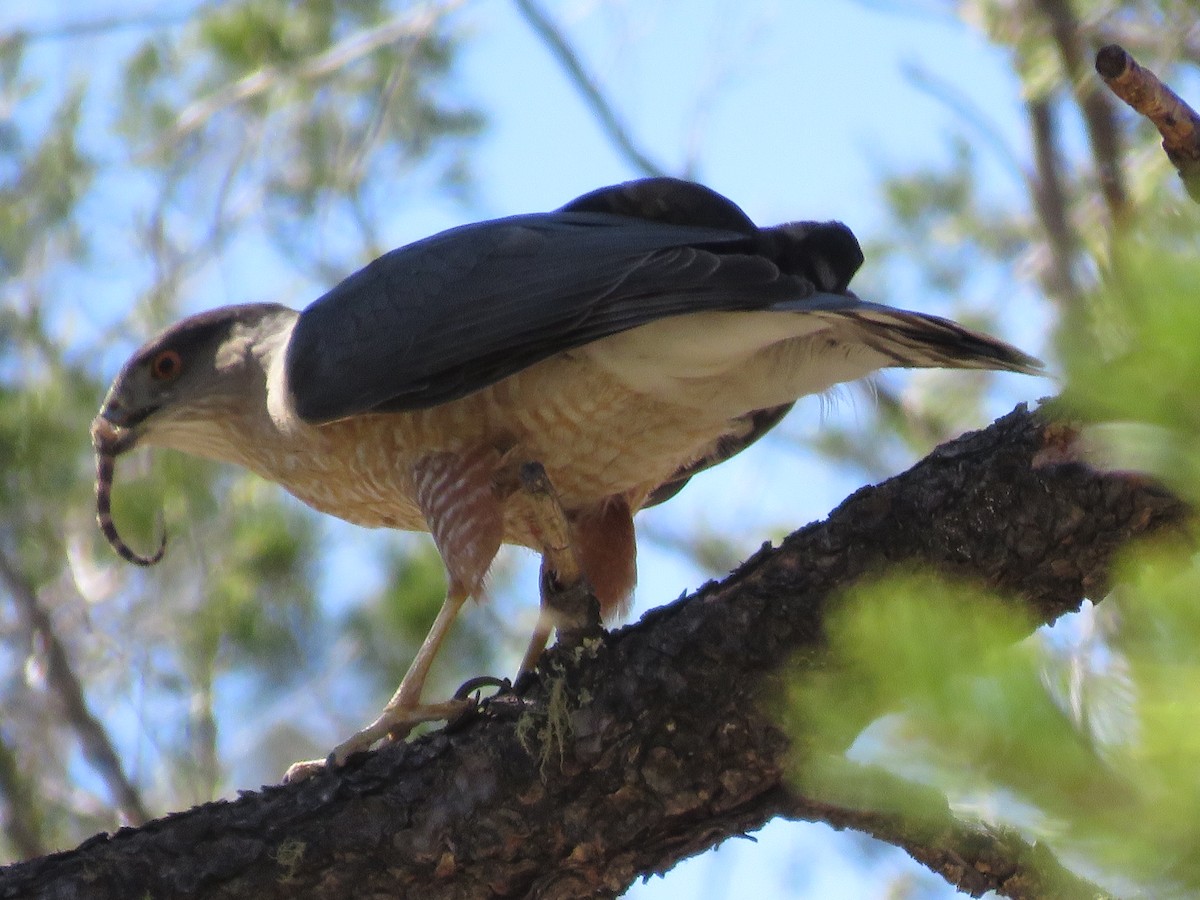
[[92, 177, 1040, 775]]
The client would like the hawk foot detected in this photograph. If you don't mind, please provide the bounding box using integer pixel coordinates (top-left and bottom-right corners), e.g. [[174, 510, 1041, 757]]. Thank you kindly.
[[541, 568, 601, 638], [282, 697, 472, 783], [454, 674, 512, 700]]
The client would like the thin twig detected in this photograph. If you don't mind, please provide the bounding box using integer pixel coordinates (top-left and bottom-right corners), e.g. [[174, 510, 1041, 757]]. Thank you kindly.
[[781, 763, 1113, 900], [903, 61, 1029, 185], [1095, 43, 1200, 203], [1028, 97, 1082, 305], [510, 0, 670, 178], [0, 548, 148, 825], [1032, 0, 1129, 227], [164, 1, 465, 147], [0, 731, 46, 860], [900, 59, 1083, 305]]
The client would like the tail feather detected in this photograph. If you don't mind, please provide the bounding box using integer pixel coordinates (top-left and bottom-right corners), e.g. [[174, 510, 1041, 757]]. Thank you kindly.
[[782, 298, 1043, 376], [842, 307, 1042, 375]]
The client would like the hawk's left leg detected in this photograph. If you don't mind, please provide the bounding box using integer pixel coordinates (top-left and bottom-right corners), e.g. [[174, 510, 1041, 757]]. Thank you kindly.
[[285, 449, 503, 780], [516, 463, 636, 673]]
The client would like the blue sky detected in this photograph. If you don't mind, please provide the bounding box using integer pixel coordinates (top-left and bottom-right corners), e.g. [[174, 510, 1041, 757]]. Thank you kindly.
[[404, 1, 1031, 231], [6, 2, 1052, 896]]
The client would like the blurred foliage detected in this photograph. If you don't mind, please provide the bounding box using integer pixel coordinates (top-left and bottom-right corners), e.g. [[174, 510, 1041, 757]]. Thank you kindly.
[[787, 545, 1200, 893], [1060, 246, 1200, 501], [786, 88, 1200, 893], [0, 83, 91, 278], [773, 0, 1200, 894], [0, 0, 485, 860]]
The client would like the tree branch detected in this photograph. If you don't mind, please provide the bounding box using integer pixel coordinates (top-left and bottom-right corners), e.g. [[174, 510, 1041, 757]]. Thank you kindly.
[[778, 766, 1109, 900], [0, 733, 45, 861], [1027, 96, 1083, 306], [903, 61, 1029, 185], [0, 549, 149, 827], [164, 1, 466, 145], [1032, 0, 1129, 228], [0, 404, 1182, 898], [1095, 44, 1200, 203]]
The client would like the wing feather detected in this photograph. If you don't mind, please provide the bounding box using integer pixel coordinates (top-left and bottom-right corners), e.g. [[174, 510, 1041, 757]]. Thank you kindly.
[[285, 178, 864, 422]]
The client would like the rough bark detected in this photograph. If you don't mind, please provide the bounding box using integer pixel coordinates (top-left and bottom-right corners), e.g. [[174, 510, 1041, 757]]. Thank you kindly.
[[0, 403, 1185, 899]]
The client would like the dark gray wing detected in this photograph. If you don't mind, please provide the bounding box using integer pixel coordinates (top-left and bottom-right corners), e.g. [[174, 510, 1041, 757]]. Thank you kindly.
[[286, 178, 863, 423], [560, 177, 759, 232]]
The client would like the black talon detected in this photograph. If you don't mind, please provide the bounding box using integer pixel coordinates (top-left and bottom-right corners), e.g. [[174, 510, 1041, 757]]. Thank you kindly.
[[454, 675, 511, 701]]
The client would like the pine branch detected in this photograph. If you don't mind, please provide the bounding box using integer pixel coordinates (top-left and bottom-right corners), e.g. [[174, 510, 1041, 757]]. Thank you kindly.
[[0, 404, 1182, 898], [779, 766, 1110, 900]]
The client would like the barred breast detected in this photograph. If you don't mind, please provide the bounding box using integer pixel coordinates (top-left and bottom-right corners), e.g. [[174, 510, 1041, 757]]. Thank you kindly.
[[241, 351, 737, 549]]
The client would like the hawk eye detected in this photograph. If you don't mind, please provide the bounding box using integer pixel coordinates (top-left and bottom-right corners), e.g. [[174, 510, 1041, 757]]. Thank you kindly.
[[150, 349, 183, 382]]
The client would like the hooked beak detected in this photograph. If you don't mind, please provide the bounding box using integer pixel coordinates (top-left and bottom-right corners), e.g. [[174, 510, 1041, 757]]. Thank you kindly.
[[90, 404, 151, 456]]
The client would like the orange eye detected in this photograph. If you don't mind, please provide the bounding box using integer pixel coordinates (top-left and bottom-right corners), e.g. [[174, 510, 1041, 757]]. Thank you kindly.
[[150, 349, 183, 381]]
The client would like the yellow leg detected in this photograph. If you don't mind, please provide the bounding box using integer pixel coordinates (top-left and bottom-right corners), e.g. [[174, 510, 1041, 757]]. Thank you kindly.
[[519, 614, 554, 675], [283, 587, 472, 782], [522, 468, 580, 575], [514, 463, 598, 674]]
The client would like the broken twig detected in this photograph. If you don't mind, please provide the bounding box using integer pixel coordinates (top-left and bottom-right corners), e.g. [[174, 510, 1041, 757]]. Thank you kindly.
[[1095, 44, 1200, 202]]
